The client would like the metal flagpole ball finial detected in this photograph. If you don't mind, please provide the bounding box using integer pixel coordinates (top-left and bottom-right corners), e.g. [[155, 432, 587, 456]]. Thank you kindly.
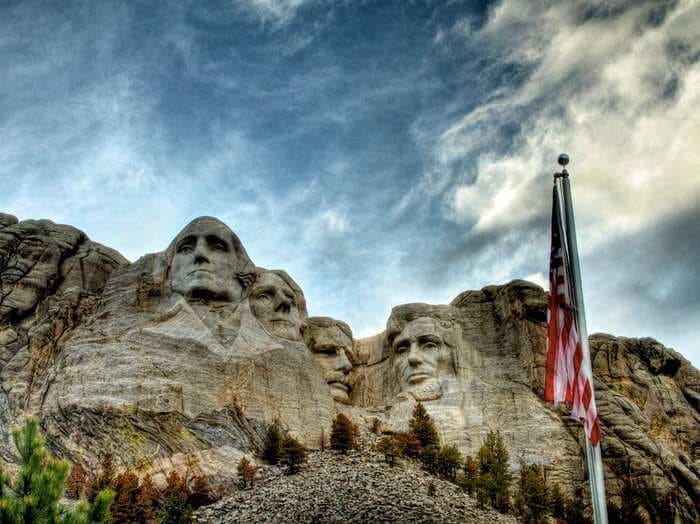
[[558, 153, 570, 167]]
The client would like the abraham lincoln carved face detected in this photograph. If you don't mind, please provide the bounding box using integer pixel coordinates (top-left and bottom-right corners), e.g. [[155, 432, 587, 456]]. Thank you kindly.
[[387, 308, 458, 402]]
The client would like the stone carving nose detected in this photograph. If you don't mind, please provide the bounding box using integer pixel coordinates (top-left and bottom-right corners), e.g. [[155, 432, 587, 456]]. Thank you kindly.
[[337, 350, 352, 372], [193, 240, 210, 264], [275, 294, 291, 314], [407, 343, 422, 365]]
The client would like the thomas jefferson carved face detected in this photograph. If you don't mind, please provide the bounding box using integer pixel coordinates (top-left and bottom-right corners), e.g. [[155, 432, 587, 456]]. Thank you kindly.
[[250, 271, 304, 341], [391, 317, 454, 401], [168, 217, 252, 303], [304, 319, 354, 403]]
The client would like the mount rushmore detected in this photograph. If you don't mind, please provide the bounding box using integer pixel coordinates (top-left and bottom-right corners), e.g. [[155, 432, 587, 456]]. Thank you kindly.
[[0, 213, 698, 521]]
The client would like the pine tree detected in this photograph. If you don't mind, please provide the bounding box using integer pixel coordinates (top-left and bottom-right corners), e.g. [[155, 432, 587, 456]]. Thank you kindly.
[[65, 462, 87, 499], [136, 473, 157, 523], [0, 418, 114, 523], [513, 461, 549, 523], [419, 444, 440, 474], [188, 474, 214, 510], [549, 482, 565, 519], [279, 435, 307, 474], [394, 432, 421, 458], [89, 452, 116, 501], [437, 444, 463, 482], [408, 402, 439, 448], [111, 470, 141, 524], [330, 414, 357, 454], [462, 455, 479, 495], [262, 421, 283, 465], [158, 471, 193, 524], [476, 430, 511, 513], [376, 436, 401, 465], [236, 457, 258, 488]]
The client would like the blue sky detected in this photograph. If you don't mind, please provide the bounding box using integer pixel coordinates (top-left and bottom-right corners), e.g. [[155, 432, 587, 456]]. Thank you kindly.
[[2, 0, 699, 366]]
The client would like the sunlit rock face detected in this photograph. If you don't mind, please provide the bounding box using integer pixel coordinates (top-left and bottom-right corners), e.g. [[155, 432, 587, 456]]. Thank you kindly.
[[304, 317, 354, 404], [0, 213, 698, 521]]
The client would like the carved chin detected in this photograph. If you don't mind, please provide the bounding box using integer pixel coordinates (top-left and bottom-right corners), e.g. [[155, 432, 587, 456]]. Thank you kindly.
[[401, 379, 443, 402], [267, 321, 302, 341], [329, 382, 351, 404]]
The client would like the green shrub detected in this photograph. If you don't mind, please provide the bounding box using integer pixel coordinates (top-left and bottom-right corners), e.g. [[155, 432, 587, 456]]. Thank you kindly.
[[0, 418, 114, 523]]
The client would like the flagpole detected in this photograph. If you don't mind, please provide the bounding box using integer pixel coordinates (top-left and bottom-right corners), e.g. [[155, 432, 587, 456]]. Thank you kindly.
[[554, 154, 608, 524]]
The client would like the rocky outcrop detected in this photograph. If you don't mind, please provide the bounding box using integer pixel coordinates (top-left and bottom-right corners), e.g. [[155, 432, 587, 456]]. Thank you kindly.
[[0, 215, 127, 461], [194, 450, 516, 523], [1, 214, 698, 521]]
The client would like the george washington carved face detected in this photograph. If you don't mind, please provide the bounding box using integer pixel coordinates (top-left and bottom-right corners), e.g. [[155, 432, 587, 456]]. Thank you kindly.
[[167, 217, 254, 303]]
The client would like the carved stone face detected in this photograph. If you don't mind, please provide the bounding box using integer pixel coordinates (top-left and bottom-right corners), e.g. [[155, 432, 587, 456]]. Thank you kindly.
[[250, 272, 303, 341], [0, 237, 61, 323], [169, 218, 248, 303], [307, 324, 353, 403], [392, 317, 453, 400]]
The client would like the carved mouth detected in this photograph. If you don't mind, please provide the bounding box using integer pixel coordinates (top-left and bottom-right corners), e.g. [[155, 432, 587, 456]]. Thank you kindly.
[[270, 318, 294, 326], [187, 269, 213, 277], [329, 381, 350, 392], [406, 372, 433, 384]]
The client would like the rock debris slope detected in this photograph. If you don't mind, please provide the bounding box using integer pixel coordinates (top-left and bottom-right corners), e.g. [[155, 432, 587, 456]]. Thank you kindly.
[[194, 450, 515, 524]]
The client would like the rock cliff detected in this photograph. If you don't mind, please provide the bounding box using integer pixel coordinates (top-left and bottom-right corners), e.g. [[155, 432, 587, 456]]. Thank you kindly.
[[1, 213, 698, 521]]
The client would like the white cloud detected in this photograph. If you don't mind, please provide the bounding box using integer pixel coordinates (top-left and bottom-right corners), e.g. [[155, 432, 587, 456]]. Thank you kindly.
[[434, 0, 700, 247], [237, 0, 312, 24]]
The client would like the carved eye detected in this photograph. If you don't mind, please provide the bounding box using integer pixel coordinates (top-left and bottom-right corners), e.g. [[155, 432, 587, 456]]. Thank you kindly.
[[423, 342, 438, 350], [319, 347, 337, 356], [395, 344, 408, 354], [211, 242, 227, 252], [178, 244, 193, 254], [255, 292, 271, 301]]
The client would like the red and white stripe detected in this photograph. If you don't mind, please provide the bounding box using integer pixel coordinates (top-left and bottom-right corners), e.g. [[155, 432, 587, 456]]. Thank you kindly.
[[545, 189, 601, 446]]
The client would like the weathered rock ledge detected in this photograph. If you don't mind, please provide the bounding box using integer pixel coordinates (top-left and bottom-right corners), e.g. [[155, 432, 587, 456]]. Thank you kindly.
[[194, 450, 515, 524]]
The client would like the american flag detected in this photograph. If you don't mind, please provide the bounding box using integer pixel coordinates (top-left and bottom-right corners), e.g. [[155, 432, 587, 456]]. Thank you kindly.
[[545, 186, 601, 446]]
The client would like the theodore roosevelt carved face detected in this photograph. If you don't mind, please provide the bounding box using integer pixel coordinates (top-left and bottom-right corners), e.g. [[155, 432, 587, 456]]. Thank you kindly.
[[167, 217, 254, 303], [249, 269, 307, 341], [303, 317, 354, 403]]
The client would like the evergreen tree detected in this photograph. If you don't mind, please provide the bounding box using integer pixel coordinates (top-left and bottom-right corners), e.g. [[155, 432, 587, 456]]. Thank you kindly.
[[462, 455, 479, 496], [393, 432, 421, 458], [408, 403, 439, 448], [0, 418, 114, 523], [236, 458, 258, 488], [437, 444, 463, 482], [476, 430, 511, 513], [188, 475, 214, 510], [64, 463, 87, 500], [136, 473, 157, 524], [279, 435, 307, 474], [262, 421, 282, 465], [158, 471, 192, 524], [110, 470, 141, 524], [88, 452, 115, 501], [513, 461, 549, 523], [419, 444, 440, 475], [549, 482, 565, 519], [330, 414, 357, 454], [376, 436, 401, 465]]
